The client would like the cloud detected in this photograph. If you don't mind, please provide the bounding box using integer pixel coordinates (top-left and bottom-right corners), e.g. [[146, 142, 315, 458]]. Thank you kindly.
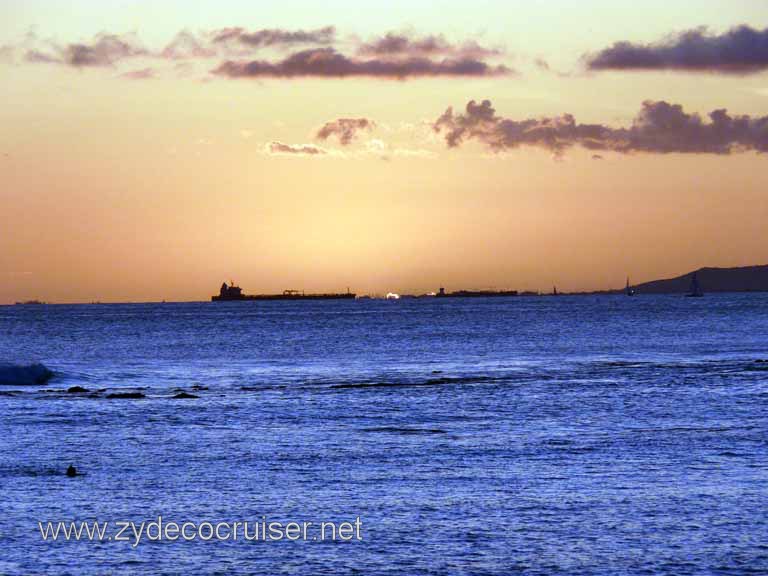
[[357, 32, 500, 59], [24, 49, 60, 64], [61, 33, 148, 67], [212, 26, 335, 48], [160, 30, 217, 60], [213, 47, 511, 79], [0, 44, 16, 63], [17, 27, 335, 67], [266, 141, 327, 155], [119, 67, 157, 80], [316, 118, 375, 145], [586, 25, 768, 74], [361, 138, 436, 160], [10, 28, 510, 81], [22, 33, 148, 67], [433, 99, 768, 155], [262, 138, 434, 160]]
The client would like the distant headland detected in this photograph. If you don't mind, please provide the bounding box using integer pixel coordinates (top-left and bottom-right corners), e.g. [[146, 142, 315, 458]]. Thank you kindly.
[[617, 265, 768, 295]]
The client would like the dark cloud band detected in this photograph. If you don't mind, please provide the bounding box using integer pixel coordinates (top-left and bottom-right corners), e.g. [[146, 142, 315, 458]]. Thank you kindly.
[[433, 100, 768, 155], [212, 26, 335, 48], [586, 25, 768, 74], [14, 29, 509, 81], [23, 33, 147, 67], [212, 48, 511, 79], [357, 32, 500, 59]]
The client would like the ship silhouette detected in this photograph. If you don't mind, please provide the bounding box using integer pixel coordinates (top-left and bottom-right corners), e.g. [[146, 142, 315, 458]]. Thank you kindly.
[[212, 282, 355, 301], [434, 286, 518, 298]]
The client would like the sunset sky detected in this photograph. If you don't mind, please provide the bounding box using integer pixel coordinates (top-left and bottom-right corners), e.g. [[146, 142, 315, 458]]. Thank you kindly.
[[1, 0, 767, 302]]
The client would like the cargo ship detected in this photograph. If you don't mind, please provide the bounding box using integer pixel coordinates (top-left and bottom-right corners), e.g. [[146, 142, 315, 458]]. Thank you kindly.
[[212, 282, 355, 301], [434, 287, 518, 298]]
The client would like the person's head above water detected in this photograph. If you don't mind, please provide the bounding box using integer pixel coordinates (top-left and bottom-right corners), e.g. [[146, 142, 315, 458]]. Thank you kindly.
[[66, 465, 76, 477]]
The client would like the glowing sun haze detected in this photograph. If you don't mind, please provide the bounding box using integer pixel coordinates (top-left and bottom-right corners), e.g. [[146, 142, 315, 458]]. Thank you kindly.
[[1, 0, 767, 302]]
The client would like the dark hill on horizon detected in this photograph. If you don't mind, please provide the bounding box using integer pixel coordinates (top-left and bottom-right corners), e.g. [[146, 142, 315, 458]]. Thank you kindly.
[[628, 265, 768, 294]]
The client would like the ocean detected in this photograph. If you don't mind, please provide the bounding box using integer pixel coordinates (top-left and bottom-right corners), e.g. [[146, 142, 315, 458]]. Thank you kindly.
[[1, 295, 767, 575]]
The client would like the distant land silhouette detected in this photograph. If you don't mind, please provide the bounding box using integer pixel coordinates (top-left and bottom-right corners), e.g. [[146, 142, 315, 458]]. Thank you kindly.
[[8, 265, 768, 306], [624, 265, 768, 295]]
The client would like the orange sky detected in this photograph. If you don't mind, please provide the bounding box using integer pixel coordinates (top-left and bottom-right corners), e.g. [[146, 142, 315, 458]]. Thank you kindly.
[[1, 1, 767, 302]]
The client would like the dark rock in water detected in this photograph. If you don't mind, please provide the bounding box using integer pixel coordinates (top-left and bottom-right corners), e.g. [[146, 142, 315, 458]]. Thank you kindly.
[[172, 392, 198, 399], [67, 386, 88, 394], [0, 363, 54, 386], [106, 392, 145, 399], [66, 465, 77, 477]]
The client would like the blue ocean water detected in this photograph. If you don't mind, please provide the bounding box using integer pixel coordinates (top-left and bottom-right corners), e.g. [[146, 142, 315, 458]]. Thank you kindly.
[[1, 295, 767, 575]]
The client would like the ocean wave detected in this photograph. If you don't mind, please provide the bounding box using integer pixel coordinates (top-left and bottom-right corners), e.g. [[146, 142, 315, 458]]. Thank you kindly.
[[0, 465, 62, 478], [332, 375, 504, 390], [362, 427, 447, 435], [0, 386, 206, 401], [0, 363, 54, 386]]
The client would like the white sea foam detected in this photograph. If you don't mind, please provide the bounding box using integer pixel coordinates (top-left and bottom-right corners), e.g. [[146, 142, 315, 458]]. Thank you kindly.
[[0, 363, 54, 386]]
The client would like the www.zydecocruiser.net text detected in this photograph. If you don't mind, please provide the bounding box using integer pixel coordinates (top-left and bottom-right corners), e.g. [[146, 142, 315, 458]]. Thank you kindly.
[[38, 516, 363, 547]]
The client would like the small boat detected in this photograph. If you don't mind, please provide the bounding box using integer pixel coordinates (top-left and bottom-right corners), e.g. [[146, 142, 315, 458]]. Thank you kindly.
[[685, 272, 704, 297], [625, 277, 635, 296]]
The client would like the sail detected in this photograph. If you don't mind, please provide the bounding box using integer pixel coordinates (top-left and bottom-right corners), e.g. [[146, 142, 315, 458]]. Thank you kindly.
[[687, 272, 703, 297]]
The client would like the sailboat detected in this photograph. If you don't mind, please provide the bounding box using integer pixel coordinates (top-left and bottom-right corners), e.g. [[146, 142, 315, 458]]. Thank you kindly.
[[625, 277, 635, 296], [686, 271, 704, 297]]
